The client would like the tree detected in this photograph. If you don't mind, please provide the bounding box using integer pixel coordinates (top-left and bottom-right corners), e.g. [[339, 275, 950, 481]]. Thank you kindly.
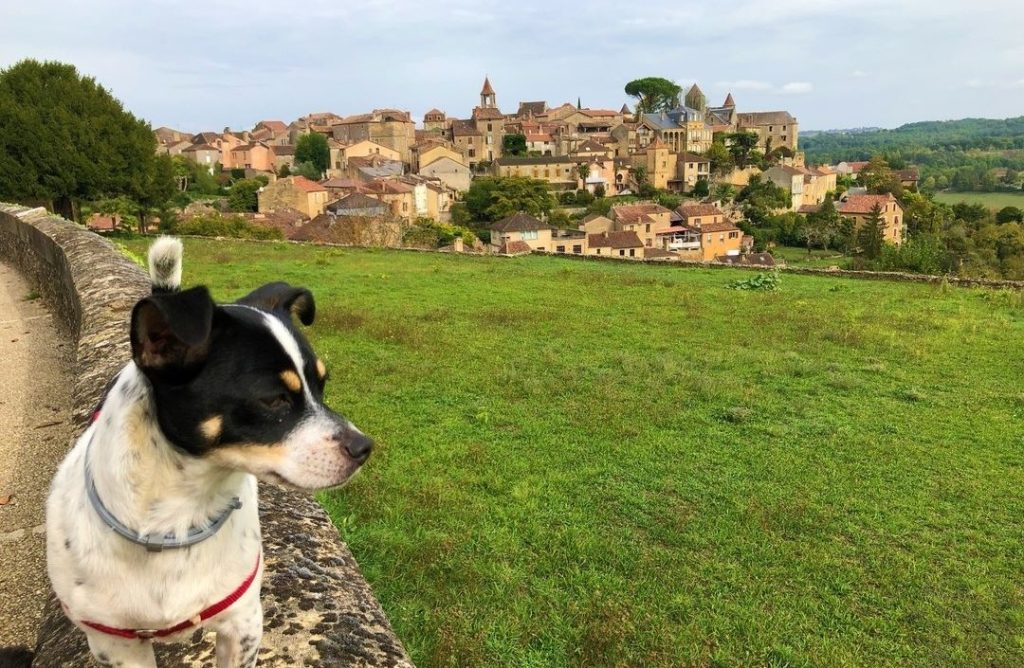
[[706, 142, 734, 176], [714, 183, 736, 202], [860, 155, 903, 196], [736, 175, 790, 225], [857, 203, 887, 259], [996, 206, 1024, 224], [726, 131, 760, 168], [0, 59, 161, 221], [802, 199, 840, 252], [502, 133, 527, 156], [227, 178, 262, 212], [295, 133, 329, 175], [277, 164, 291, 178], [631, 164, 648, 187], [291, 161, 321, 180], [577, 163, 590, 189], [463, 176, 555, 221], [624, 77, 682, 115], [593, 183, 606, 198], [692, 177, 710, 198]]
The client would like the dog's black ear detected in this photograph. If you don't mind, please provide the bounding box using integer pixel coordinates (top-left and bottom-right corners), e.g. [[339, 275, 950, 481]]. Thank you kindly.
[[235, 282, 315, 326], [130, 286, 215, 371]]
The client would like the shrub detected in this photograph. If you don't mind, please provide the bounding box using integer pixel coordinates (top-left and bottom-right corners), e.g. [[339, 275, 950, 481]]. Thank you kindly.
[[593, 184, 606, 198], [559, 191, 577, 205], [729, 270, 781, 291], [402, 219, 478, 249], [176, 213, 283, 240]]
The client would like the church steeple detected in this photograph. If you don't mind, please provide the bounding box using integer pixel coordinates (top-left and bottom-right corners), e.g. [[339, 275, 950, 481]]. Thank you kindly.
[[480, 76, 496, 109]]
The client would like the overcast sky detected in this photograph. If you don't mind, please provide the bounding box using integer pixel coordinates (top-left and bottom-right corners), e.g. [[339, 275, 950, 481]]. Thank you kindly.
[[3, 0, 1023, 133]]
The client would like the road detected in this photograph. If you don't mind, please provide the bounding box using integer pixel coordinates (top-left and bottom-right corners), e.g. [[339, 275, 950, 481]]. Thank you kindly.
[[0, 261, 75, 652]]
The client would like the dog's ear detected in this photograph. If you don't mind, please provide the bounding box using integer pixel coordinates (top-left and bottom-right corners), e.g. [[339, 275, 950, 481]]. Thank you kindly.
[[130, 286, 215, 371], [235, 282, 315, 326]]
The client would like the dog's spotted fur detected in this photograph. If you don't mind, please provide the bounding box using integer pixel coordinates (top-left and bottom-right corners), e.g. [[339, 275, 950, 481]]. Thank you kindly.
[[46, 237, 372, 667]]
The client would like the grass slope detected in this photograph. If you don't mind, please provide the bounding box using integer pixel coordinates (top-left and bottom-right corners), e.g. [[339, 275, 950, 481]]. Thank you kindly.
[[125, 239, 1024, 667], [933, 190, 1024, 211]]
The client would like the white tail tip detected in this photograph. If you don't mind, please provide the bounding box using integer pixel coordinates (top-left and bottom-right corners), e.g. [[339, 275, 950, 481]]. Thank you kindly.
[[148, 236, 183, 292]]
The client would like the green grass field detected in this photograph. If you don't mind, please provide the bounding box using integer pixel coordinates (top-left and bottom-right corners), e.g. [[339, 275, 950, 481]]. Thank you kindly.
[[772, 246, 848, 269], [126, 239, 1024, 667], [933, 190, 1024, 210]]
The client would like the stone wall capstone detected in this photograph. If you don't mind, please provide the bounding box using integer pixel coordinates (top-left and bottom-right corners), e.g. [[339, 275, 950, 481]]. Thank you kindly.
[[0, 203, 412, 667]]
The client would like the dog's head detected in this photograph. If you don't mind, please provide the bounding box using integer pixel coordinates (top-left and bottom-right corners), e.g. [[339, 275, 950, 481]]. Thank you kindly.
[[129, 237, 371, 489]]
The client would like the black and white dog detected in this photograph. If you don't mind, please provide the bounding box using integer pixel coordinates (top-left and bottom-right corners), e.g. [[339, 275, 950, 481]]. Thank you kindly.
[[46, 237, 371, 667]]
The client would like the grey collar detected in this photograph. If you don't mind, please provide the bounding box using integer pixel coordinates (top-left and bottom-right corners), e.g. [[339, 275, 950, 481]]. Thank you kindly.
[[84, 434, 242, 552]]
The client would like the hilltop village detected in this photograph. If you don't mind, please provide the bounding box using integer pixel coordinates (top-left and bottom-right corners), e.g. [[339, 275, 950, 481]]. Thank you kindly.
[[148, 77, 909, 262]]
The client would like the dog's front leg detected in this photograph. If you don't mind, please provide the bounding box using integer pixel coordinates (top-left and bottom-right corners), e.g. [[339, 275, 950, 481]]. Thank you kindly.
[[85, 631, 157, 668], [214, 599, 264, 668]]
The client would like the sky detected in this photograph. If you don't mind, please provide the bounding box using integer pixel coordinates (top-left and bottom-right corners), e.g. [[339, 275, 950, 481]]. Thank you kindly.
[[3, 0, 1023, 133]]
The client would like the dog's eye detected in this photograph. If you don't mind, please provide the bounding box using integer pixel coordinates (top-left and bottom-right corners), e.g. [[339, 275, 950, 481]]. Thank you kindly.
[[260, 394, 291, 412]]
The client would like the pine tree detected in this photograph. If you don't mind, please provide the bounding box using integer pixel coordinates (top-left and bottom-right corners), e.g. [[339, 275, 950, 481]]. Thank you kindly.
[[857, 203, 887, 259]]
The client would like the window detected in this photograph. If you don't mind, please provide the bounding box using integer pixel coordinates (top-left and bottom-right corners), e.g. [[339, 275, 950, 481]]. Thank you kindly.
[[469, 148, 476, 158], [533, 169, 539, 178], [596, 248, 602, 255], [486, 136, 492, 145], [619, 249, 625, 256], [336, 161, 341, 168], [728, 231, 738, 239], [522, 231, 538, 240], [629, 249, 635, 257], [694, 217, 701, 224], [487, 123, 493, 131], [544, 169, 550, 178], [556, 245, 565, 253], [706, 234, 712, 242], [645, 239, 651, 247], [645, 223, 650, 233], [719, 234, 725, 241], [573, 245, 582, 254]]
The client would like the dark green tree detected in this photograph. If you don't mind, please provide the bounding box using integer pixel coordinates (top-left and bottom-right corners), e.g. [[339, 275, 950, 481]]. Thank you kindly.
[[227, 178, 262, 212], [802, 199, 840, 252], [624, 77, 682, 114], [291, 161, 322, 180], [706, 141, 734, 175], [692, 177, 710, 198], [860, 155, 903, 196], [295, 133, 330, 175], [0, 59, 161, 221], [464, 177, 555, 221], [857, 203, 887, 259], [996, 206, 1024, 224], [502, 133, 527, 156], [726, 132, 759, 168]]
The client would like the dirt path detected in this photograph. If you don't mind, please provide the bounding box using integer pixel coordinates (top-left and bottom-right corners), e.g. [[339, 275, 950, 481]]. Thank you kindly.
[[0, 261, 75, 651]]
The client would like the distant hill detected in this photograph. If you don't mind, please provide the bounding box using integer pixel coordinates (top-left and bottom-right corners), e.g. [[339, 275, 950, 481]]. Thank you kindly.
[[801, 116, 1024, 164]]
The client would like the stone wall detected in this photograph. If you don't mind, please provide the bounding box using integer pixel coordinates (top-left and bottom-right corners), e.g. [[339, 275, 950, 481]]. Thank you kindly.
[[0, 204, 412, 667], [538, 248, 1024, 289]]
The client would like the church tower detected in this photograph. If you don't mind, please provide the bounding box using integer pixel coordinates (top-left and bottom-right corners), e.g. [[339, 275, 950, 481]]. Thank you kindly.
[[480, 76, 496, 109], [685, 83, 707, 112]]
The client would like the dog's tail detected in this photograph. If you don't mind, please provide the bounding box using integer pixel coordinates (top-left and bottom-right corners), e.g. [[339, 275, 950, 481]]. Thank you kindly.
[[148, 236, 183, 293]]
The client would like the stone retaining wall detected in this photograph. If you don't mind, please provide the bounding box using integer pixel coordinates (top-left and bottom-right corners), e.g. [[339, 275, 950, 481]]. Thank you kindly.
[[0, 204, 412, 667]]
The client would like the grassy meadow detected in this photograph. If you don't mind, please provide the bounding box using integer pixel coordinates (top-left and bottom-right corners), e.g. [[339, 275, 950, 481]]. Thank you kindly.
[[933, 190, 1024, 210], [125, 239, 1024, 667]]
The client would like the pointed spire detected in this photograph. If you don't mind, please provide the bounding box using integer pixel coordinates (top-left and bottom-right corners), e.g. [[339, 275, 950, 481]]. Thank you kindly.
[[723, 92, 735, 108], [620, 103, 631, 114], [481, 76, 495, 96], [577, 97, 582, 110]]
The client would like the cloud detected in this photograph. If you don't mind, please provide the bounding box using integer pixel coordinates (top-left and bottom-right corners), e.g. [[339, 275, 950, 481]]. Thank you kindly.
[[780, 81, 814, 94], [851, 69, 868, 78]]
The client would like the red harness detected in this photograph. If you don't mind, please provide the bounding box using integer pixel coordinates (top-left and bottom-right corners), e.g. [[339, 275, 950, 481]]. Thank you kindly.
[[77, 407, 259, 640], [75, 553, 261, 640]]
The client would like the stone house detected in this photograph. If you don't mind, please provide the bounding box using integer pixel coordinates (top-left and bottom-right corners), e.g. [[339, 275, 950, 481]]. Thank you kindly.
[[610, 203, 674, 248], [332, 110, 416, 165], [228, 142, 274, 173], [586, 231, 649, 258], [257, 176, 329, 218], [736, 111, 799, 153], [182, 144, 221, 172], [326, 193, 388, 218], [328, 140, 401, 177], [271, 145, 296, 173], [837, 194, 904, 245], [489, 212, 556, 252], [419, 156, 472, 193]]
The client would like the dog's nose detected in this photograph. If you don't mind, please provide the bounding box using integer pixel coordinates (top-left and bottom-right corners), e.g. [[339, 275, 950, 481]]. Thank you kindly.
[[342, 431, 373, 464]]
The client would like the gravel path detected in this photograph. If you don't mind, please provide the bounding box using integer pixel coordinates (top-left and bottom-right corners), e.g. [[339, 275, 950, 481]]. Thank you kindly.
[[0, 261, 75, 652]]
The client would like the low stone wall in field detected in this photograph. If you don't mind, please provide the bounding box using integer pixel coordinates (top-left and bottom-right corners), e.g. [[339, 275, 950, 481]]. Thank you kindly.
[[0, 203, 412, 667]]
